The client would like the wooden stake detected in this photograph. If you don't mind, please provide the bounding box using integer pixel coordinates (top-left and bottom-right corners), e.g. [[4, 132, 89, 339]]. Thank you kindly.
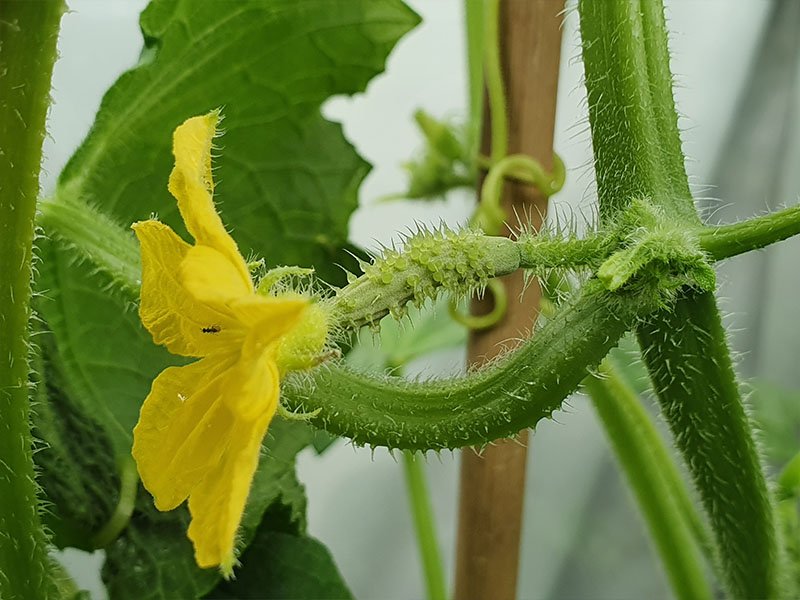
[[454, 2, 564, 599]]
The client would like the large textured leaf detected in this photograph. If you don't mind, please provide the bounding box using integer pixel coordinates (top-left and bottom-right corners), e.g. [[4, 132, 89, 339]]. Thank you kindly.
[[208, 529, 353, 600], [34, 0, 418, 594], [38, 0, 419, 460], [101, 420, 315, 600], [57, 0, 419, 272], [31, 329, 122, 550]]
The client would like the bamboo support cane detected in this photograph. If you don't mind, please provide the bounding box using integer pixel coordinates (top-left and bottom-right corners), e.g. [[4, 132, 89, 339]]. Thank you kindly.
[[454, 2, 564, 599]]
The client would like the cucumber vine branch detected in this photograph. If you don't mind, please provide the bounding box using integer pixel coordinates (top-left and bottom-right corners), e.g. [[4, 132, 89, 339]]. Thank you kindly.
[[38, 189, 800, 451]]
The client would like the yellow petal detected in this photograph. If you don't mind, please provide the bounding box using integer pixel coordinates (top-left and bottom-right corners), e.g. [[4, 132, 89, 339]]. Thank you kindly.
[[186, 360, 280, 572], [225, 346, 282, 421], [178, 245, 308, 344], [229, 294, 308, 334], [132, 353, 238, 511], [133, 220, 244, 357], [216, 303, 309, 421], [168, 112, 252, 291], [179, 245, 253, 307]]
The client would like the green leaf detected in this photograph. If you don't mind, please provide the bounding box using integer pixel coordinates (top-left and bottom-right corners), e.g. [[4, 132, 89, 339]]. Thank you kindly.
[[36, 249, 178, 460], [56, 0, 419, 282], [309, 429, 340, 455], [207, 530, 353, 600], [32, 336, 119, 550], [38, 0, 419, 461], [102, 489, 218, 599], [102, 420, 315, 600]]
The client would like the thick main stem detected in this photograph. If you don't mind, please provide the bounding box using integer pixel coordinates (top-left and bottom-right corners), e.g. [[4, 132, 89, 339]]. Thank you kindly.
[[0, 1, 65, 598], [579, 0, 781, 596], [637, 294, 779, 599], [455, 2, 563, 599]]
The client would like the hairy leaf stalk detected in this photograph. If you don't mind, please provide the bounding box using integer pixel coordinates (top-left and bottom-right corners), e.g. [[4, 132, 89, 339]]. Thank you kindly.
[[41, 195, 614, 313], [38, 195, 142, 297], [700, 203, 800, 261], [0, 1, 65, 598]]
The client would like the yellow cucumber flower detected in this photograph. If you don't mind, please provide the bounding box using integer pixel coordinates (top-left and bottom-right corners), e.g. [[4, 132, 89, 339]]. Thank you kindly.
[[131, 112, 326, 576]]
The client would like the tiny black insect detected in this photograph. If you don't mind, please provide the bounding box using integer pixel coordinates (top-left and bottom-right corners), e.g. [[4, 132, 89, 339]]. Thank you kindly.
[[202, 325, 221, 334]]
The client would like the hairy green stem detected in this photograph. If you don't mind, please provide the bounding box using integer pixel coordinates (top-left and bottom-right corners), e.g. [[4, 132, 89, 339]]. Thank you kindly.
[[90, 457, 139, 548], [42, 193, 614, 322], [39, 194, 142, 297], [579, 0, 695, 224], [637, 294, 780, 599], [0, 2, 65, 597], [579, 0, 781, 597], [700, 203, 800, 260], [403, 451, 447, 600], [636, 0, 693, 209], [464, 0, 484, 158], [584, 361, 712, 600], [483, 0, 507, 163]]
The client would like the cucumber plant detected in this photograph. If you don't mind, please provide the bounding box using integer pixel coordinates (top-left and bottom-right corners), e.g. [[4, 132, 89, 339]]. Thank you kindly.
[[1, 1, 798, 598]]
